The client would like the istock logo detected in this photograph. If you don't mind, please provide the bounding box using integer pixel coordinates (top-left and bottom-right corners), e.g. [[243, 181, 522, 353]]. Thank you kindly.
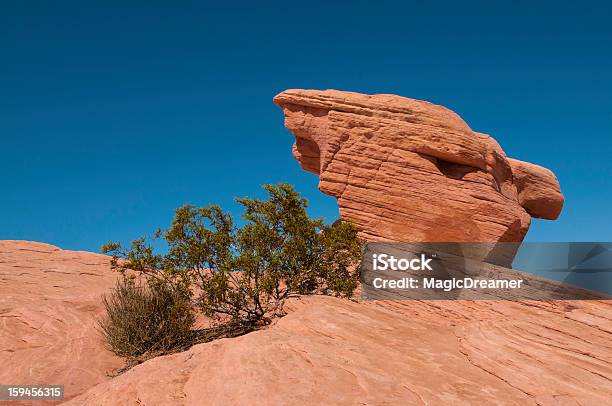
[[372, 253, 433, 271]]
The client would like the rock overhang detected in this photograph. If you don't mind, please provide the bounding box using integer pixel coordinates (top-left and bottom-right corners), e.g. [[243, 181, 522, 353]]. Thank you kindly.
[[274, 88, 564, 244]]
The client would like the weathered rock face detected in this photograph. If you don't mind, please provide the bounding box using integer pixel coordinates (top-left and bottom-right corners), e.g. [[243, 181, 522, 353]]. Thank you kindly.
[[274, 89, 564, 243], [0, 241, 121, 403], [67, 296, 612, 405], [2, 242, 611, 405]]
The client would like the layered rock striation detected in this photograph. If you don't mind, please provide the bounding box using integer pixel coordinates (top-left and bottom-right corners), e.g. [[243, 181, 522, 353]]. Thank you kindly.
[[274, 89, 564, 243]]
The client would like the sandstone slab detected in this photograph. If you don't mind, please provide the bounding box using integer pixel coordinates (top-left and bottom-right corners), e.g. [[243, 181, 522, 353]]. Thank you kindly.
[[1, 242, 610, 405], [0, 241, 121, 404], [67, 296, 612, 405]]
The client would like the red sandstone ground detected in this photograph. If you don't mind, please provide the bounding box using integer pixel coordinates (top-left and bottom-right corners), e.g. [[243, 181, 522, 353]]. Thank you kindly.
[[1, 241, 611, 405], [0, 241, 122, 405]]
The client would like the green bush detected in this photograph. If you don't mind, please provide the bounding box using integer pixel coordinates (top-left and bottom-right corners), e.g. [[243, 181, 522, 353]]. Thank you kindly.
[[98, 275, 195, 358], [101, 183, 363, 357]]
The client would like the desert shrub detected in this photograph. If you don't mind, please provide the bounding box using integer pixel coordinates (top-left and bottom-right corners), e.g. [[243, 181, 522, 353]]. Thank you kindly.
[[102, 183, 363, 340], [98, 275, 195, 358]]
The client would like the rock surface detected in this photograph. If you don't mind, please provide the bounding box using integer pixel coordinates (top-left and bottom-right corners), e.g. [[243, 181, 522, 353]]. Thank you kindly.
[[0, 241, 121, 404], [274, 89, 564, 243], [1, 241, 611, 405], [509, 158, 564, 220], [67, 296, 612, 406]]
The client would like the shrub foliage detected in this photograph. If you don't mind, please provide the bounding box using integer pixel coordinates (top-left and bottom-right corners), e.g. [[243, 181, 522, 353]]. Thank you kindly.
[[100, 183, 363, 358], [99, 276, 195, 358]]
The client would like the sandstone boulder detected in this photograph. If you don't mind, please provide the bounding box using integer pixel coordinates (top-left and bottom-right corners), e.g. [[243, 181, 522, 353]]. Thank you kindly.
[[274, 89, 564, 243]]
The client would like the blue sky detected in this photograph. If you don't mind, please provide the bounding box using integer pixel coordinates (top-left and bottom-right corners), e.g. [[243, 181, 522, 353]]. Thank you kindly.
[[2, 1, 610, 252]]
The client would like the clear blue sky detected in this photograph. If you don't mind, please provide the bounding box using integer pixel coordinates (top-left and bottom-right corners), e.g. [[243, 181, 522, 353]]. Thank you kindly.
[[2, 1, 610, 252]]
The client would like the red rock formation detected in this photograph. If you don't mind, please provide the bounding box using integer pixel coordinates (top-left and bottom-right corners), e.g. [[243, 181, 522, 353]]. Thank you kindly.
[[2, 244, 611, 405], [0, 241, 121, 403], [274, 89, 564, 243], [66, 296, 612, 405], [509, 158, 564, 220]]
